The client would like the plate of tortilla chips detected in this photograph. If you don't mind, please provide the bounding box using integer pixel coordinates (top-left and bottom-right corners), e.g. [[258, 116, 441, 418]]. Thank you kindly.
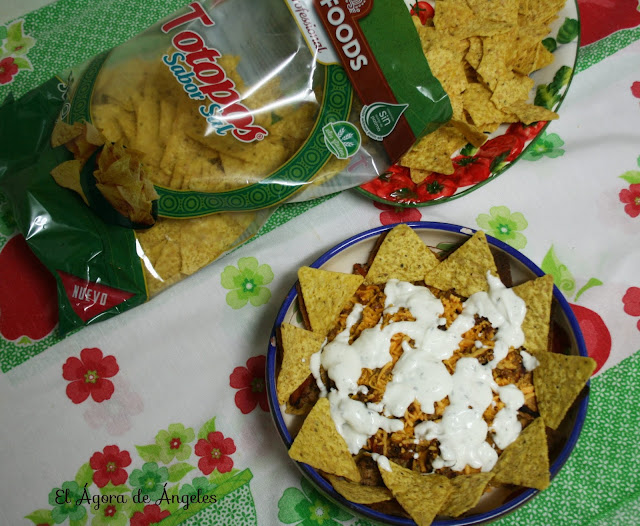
[[266, 222, 595, 525], [358, 0, 579, 207]]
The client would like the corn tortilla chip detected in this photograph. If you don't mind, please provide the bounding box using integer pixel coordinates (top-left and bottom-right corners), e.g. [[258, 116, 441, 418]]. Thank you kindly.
[[298, 267, 363, 336], [424, 230, 498, 297], [364, 224, 439, 285], [491, 418, 550, 490], [51, 121, 84, 148], [50, 159, 88, 205], [380, 461, 453, 526], [507, 100, 559, 124], [533, 351, 596, 429], [399, 125, 467, 175], [289, 397, 360, 482], [512, 274, 554, 353], [438, 472, 494, 517], [277, 323, 324, 406], [326, 474, 393, 504]]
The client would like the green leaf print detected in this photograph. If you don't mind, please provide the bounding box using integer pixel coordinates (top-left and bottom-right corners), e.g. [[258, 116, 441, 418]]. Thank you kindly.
[[619, 171, 640, 185], [197, 416, 217, 440], [476, 206, 528, 249], [557, 17, 580, 44], [25, 509, 53, 525], [75, 462, 94, 488], [135, 444, 162, 463], [521, 131, 565, 161], [221, 257, 274, 309], [575, 278, 603, 303], [168, 462, 196, 483], [541, 246, 576, 294], [0, 26, 8, 41], [12, 56, 33, 70]]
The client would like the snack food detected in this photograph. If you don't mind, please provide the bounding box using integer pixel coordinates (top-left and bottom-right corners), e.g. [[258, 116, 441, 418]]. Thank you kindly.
[[1, 0, 455, 335], [398, 0, 563, 183], [275, 224, 595, 525]]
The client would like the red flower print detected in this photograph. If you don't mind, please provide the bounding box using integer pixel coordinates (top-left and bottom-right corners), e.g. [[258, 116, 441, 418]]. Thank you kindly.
[[619, 183, 640, 218], [373, 201, 422, 225], [62, 348, 119, 404], [0, 57, 19, 85], [623, 287, 640, 331], [631, 82, 640, 99], [130, 504, 170, 526], [230, 355, 269, 414], [195, 431, 236, 475], [89, 445, 131, 487]]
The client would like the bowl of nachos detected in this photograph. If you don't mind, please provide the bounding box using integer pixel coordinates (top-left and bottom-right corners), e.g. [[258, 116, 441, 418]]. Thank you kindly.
[[266, 222, 594, 525]]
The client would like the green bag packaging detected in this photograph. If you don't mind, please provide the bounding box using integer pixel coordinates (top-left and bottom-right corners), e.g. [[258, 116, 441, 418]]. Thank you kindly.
[[0, 0, 450, 336]]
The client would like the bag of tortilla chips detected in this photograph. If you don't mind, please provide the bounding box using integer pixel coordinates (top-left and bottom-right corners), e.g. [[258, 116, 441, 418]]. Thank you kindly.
[[0, 0, 450, 335]]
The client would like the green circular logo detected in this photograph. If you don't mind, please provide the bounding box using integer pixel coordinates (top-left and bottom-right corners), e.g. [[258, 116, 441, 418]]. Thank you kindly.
[[322, 121, 362, 160]]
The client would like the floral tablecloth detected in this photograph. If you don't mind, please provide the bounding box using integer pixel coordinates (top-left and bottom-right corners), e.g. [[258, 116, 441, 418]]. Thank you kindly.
[[0, 1, 639, 525]]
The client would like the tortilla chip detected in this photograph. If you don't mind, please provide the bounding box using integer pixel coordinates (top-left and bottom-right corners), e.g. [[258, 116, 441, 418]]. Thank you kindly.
[[50, 159, 88, 205], [512, 274, 554, 353], [364, 224, 439, 285], [298, 267, 363, 336], [289, 397, 360, 482], [277, 323, 324, 406], [450, 119, 488, 148], [507, 100, 559, 124], [51, 121, 84, 148], [399, 125, 467, 175], [462, 83, 518, 128], [491, 418, 550, 490], [326, 474, 393, 504], [439, 472, 494, 517], [424, 230, 498, 297], [380, 461, 453, 526], [533, 351, 596, 429], [179, 214, 247, 276]]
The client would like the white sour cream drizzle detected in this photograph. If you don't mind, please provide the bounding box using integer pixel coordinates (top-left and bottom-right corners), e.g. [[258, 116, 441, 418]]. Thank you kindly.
[[309, 272, 534, 471]]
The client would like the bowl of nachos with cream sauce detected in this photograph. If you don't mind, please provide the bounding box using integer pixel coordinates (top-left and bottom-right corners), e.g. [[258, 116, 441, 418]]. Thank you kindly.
[[266, 222, 594, 526]]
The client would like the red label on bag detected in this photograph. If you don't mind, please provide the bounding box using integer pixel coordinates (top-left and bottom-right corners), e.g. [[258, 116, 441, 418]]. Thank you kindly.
[[313, 0, 416, 162], [57, 271, 135, 322]]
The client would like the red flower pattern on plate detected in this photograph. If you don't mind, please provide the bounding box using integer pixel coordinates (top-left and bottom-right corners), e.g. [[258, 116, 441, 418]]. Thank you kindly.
[[374, 201, 422, 225], [229, 355, 269, 414], [622, 287, 640, 331], [195, 431, 236, 475], [631, 82, 640, 99], [0, 57, 19, 85], [619, 183, 640, 218], [89, 445, 132, 488], [130, 504, 170, 526], [62, 348, 119, 404]]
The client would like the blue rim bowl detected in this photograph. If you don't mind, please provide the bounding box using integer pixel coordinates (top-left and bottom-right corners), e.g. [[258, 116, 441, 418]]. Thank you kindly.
[[266, 221, 590, 526]]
